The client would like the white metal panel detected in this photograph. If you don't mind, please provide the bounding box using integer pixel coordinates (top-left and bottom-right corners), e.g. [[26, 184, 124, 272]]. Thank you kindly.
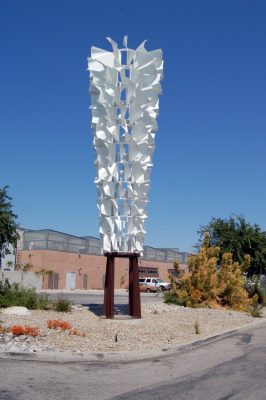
[[88, 36, 163, 254]]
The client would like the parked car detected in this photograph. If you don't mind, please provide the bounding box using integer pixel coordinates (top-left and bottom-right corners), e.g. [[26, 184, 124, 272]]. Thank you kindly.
[[139, 281, 159, 293], [139, 277, 171, 292]]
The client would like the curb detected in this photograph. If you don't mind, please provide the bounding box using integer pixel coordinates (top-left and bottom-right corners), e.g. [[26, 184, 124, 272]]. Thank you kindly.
[[0, 319, 265, 364]]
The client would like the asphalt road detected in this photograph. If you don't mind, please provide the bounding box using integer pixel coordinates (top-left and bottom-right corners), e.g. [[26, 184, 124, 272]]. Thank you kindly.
[[0, 323, 265, 400], [45, 290, 163, 315], [45, 290, 163, 304]]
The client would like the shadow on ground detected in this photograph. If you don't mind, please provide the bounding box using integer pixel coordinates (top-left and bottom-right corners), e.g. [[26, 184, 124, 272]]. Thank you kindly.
[[82, 303, 129, 316]]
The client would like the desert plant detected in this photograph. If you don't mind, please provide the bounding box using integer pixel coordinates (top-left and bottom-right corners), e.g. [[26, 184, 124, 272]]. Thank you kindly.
[[47, 319, 71, 330], [0, 283, 51, 309], [0, 325, 8, 334], [9, 324, 25, 336], [53, 297, 72, 312], [194, 321, 200, 334], [0, 284, 38, 309], [244, 276, 265, 304], [9, 324, 40, 337], [23, 325, 40, 337], [47, 319, 60, 329], [6, 260, 13, 270], [250, 304, 264, 318], [47, 320, 85, 336], [119, 274, 126, 288], [249, 294, 264, 317], [165, 233, 252, 312], [217, 253, 251, 311], [37, 293, 53, 310], [164, 290, 184, 306], [0, 274, 11, 294], [70, 327, 85, 336], [69, 327, 78, 335]]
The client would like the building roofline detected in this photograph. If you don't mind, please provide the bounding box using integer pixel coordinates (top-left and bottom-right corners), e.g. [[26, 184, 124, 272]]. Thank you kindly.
[[21, 228, 189, 255], [20, 228, 99, 242]]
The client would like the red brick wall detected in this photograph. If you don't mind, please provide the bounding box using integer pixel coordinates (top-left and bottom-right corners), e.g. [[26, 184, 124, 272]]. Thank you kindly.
[[21, 250, 187, 290]]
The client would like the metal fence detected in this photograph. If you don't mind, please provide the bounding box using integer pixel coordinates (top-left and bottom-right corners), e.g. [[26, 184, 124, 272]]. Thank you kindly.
[[22, 229, 189, 263]]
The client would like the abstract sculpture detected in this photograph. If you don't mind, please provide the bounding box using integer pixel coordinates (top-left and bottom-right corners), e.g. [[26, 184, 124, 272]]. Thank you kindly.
[[88, 36, 163, 318]]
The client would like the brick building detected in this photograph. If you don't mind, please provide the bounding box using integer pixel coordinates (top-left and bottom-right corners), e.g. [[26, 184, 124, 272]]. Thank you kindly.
[[17, 229, 189, 290]]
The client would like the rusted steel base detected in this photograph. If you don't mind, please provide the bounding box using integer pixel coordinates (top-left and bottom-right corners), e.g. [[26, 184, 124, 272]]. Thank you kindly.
[[104, 252, 141, 319], [128, 255, 141, 318], [103, 254, 115, 319]]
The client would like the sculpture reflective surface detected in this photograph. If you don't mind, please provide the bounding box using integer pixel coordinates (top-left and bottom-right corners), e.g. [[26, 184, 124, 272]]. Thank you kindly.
[[88, 36, 163, 255]]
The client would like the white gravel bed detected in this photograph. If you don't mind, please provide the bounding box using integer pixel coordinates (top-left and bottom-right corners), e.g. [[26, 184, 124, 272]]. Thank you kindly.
[[0, 303, 265, 353]]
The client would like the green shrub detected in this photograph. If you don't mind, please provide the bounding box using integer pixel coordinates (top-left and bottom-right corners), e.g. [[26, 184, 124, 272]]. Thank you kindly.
[[0, 283, 51, 310], [0, 284, 38, 309], [249, 294, 264, 317], [0, 277, 11, 294], [37, 294, 53, 310], [165, 233, 252, 312], [250, 305, 263, 318], [164, 290, 185, 306], [53, 297, 72, 312], [244, 276, 265, 305]]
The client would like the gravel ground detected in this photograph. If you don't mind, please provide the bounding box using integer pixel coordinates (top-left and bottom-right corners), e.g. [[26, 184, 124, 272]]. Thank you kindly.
[[0, 303, 265, 353]]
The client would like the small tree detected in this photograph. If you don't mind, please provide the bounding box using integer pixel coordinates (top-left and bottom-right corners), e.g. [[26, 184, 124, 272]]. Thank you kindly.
[[119, 274, 126, 288], [197, 215, 266, 276], [0, 186, 18, 269], [168, 233, 252, 311], [175, 233, 220, 308], [6, 260, 14, 270], [35, 268, 54, 289], [167, 260, 187, 298], [217, 253, 251, 311], [19, 263, 33, 283]]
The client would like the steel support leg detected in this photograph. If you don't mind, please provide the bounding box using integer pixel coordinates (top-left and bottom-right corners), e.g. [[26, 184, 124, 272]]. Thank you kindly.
[[129, 255, 141, 318], [104, 254, 115, 319]]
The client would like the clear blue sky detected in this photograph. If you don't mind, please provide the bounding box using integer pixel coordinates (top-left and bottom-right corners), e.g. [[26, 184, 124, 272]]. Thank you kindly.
[[1, 0, 265, 252]]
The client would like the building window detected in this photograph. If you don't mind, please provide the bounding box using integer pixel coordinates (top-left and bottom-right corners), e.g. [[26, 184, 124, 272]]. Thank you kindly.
[[139, 267, 158, 277]]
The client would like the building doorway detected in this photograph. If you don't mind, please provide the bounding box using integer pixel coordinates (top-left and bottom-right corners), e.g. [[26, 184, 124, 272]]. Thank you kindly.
[[66, 272, 76, 289], [48, 273, 59, 290], [83, 274, 88, 289]]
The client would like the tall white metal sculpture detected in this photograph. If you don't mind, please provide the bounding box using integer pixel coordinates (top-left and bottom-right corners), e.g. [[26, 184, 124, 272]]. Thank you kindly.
[[88, 36, 163, 256]]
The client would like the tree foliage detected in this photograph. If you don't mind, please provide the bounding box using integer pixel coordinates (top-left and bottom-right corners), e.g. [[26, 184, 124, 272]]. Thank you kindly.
[[17, 263, 33, 282], [0, 186, 18, 266], [35, 268, 54, 288], [197, 215, 266, 276], [166, 233, 252, 312]]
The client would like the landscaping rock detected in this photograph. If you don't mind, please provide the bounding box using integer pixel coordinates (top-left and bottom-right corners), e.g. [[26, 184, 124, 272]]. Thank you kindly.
[[2, 307, 32, 316], [0, 304, 265, 354]]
